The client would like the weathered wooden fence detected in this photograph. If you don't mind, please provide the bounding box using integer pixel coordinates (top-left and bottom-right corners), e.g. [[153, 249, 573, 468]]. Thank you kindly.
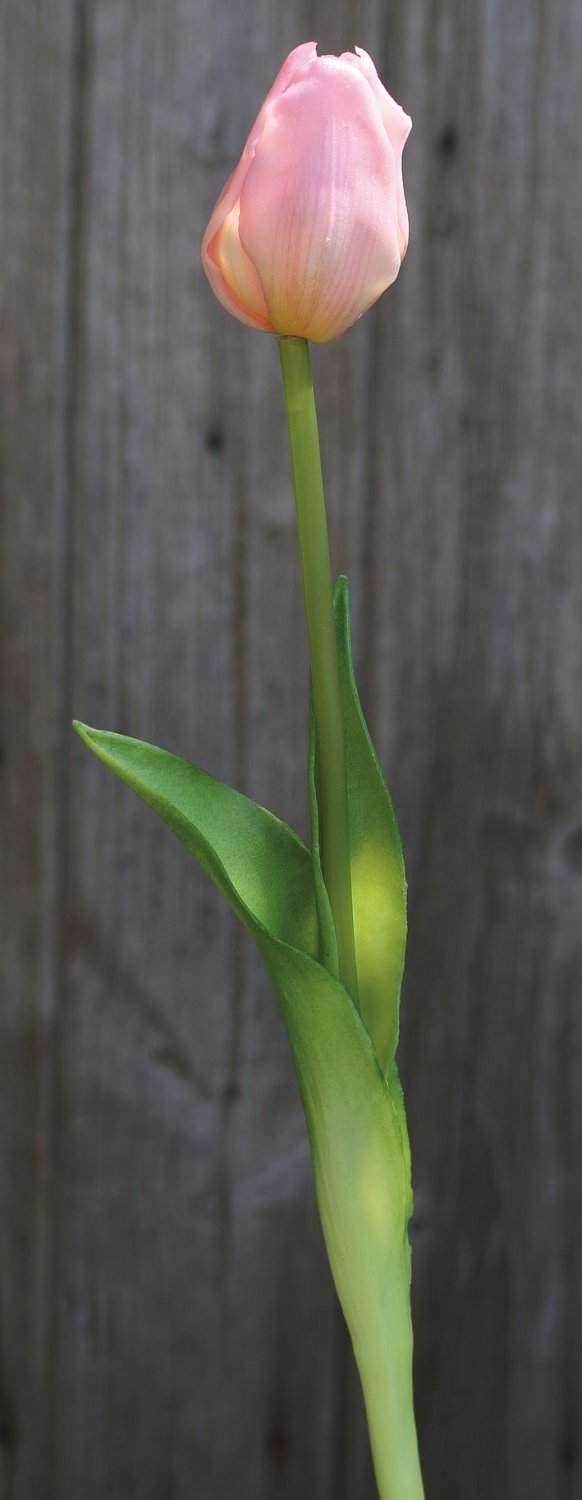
[[2, 1, 581, 1497]]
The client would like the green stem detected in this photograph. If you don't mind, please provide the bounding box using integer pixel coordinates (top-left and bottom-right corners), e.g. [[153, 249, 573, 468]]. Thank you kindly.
[[278, 336, 359, 1006], [355, 1285, 426, 1500]]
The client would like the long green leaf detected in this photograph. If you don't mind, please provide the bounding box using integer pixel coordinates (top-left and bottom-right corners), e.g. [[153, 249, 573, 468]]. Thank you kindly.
[[74, 717, 421, 1498], [73, 723, 318, 959], [307, 691, 340, 979], [331, 576, 407, 1076]]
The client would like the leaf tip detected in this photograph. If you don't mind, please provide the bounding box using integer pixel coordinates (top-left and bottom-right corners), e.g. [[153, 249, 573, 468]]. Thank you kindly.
[[73, 719, 92, 742], [72, 721, 106, 758]]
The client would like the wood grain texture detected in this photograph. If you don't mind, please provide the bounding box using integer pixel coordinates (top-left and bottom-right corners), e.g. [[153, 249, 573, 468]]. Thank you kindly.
[[1, 1, 581, 1498], [0, 2, 77, 1496]]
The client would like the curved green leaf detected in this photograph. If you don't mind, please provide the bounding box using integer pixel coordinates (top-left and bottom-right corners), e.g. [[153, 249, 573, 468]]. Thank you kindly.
[[263, 946, 421, 1500], [73, 723, 318, 959], [307, 692, 339, 980], [74, 715, 421, 1497], [332, 577, 407, 1076]]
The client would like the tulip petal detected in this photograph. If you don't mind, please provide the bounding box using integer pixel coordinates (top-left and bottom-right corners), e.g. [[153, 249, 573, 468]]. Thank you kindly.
[[201, 44, 318, 329], [352, 48, 412, 253], [238, 57, 403, 342], [206, 199, 273, 331]]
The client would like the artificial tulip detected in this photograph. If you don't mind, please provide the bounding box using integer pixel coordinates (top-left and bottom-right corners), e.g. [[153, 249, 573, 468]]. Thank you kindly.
[[78, 41, 424, 1500]]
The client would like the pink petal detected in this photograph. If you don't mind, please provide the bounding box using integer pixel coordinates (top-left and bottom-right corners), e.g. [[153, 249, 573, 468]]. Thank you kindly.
[[352, 48, 412, 251], [238, 56, 403, 342], [201, 43, 318, 326], [207, 200, 273, 331]]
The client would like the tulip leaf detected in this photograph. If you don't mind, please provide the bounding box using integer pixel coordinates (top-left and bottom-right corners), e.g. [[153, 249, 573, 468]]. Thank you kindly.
[[261, 946, 419, 1500], [307, 692, 340, 979], [72, 723, 319, 961], [326, 576, 407, 1077], [74, 713, 419, 1499]]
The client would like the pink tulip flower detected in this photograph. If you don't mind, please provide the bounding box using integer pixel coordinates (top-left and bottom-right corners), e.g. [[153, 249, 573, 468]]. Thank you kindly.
[[202, 43, 411, 344]]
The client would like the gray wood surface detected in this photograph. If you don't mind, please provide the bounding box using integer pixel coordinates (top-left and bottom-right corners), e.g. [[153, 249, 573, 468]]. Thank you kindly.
[[1, 2, 581, 1498]]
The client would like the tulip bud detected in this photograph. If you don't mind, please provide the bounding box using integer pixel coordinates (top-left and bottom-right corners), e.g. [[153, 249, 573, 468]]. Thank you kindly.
[[202, 43, 411, 344]]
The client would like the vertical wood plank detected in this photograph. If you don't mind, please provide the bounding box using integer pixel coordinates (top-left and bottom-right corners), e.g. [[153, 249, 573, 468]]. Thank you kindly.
[[0, 2, 76, 1496]]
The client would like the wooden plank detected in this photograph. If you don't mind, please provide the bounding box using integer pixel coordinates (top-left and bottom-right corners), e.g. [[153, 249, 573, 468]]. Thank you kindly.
[[361, 1, 582, 1497], [0, 3, 76, 1497]]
